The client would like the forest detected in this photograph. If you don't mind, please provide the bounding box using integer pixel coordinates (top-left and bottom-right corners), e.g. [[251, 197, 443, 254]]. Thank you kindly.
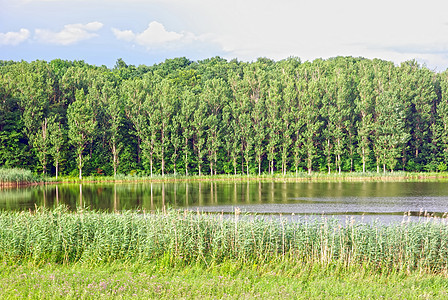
[[1, 56, 448, 178]]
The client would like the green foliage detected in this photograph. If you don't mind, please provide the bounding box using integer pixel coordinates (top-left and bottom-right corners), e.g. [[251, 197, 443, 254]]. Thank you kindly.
[[0, 57, 447, 177], [67, 89, 97, 179]]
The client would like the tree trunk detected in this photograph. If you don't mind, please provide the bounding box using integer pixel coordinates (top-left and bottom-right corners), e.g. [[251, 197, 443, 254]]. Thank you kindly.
[[112, 144, 117, 177], [214, 151, 217, 176], [234, 158, 237, 175], [137, 137, 141, 164], [78, 153, 82, 180], [338, 154, 341, 174], [185, 145, 188, 176], [308, 157, 312, 175], [150, 155, 153, 177], [362, 147, 366, 173], [161, 130, 165, 176]]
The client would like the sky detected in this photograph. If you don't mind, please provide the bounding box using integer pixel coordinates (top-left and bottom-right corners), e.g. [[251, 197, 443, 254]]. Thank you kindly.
[[1, 0, 448, 71]]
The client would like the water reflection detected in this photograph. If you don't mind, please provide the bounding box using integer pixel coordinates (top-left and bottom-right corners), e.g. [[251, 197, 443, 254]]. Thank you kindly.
[[1, 181, 448, 223]]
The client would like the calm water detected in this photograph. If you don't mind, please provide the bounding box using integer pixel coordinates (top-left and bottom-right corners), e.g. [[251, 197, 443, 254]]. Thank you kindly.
[[2, 181, 448, 223]]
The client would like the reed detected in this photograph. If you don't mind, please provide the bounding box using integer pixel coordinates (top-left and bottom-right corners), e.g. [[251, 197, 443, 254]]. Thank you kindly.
[[1, 207, 448, 274], [51, 171, 448, 184], [0, 168, 41, 186]]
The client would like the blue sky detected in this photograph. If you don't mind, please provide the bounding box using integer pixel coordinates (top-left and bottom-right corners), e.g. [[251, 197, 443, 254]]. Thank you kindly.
[[1, 0, 448, 70]]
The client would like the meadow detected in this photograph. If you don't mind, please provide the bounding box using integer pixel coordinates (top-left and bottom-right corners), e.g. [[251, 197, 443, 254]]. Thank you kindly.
[[1, 207, 448, 298], [1, 260, 448, 299]]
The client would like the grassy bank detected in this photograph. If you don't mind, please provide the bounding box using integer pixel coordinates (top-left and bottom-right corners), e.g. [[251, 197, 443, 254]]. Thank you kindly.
[[2, 208, 448, 273], [0, 168, 42, 187], [3, 168, 448, 186], [2, 208, 448, 298], [50, 171, 448, 184], [1, 261, 448, 299]]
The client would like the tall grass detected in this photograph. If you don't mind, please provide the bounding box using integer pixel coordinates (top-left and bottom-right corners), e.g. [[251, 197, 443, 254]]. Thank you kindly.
[[0, 168, 41, 186], [52, 171, 448, 184], [1, 207, 448, 273]]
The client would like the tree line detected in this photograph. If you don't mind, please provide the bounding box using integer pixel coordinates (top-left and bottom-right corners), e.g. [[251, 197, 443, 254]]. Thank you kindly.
[[1, 56, 448, 178]]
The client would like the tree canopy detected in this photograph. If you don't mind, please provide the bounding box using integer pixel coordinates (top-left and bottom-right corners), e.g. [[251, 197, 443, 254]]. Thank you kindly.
[[1, 56, 446, 177]]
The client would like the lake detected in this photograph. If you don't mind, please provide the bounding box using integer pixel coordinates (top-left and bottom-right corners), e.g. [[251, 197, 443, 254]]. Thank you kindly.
[[1, 181, 448, 223]]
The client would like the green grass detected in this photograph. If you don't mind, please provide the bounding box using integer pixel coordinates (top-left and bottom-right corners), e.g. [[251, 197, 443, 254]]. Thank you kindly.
[[1, 208, 448, 273], [2, 208, 448, 298], [0, 168, 42, 186], [49, 171, 448, 184], [3, 168, 447, 188], [1, 261, 447, 299]]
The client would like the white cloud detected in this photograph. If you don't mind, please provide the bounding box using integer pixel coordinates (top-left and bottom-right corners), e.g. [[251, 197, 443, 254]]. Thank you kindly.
[[0, 29, 30, 46], [153, 0, 448, 70], [113, 21, 186, 49], [111, 28, 135, 42], [5, 0, 448, 70], [35, 22, 103, 45], [136, 22, 182, 45]]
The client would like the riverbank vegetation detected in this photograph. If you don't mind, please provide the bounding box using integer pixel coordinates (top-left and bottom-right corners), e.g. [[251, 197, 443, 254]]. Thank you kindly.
[[2, 208, 448, 273], [1, 208, 448, 298], [3, 166, 446, 187], [50, 170, 448, 183], [2, 57, 448, 179], [0, 168, 41, 186], [2, 260, 448, 298]]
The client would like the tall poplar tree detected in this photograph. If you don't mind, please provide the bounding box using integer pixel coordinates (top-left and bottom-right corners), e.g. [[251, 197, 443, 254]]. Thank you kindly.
[[48, 115, 64, 179], [179, 89, 197, 175], [67, 89, 97, 179]]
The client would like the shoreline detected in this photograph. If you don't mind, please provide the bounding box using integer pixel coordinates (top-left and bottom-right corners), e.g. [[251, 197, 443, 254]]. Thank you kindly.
[[3, 171, 448, 190], [4, 171, 448, 187], [43, 171, 448, 184]]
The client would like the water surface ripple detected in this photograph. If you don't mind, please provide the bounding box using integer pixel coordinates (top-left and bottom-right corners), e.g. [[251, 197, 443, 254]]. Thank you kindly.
[[1, 181, 448, 223]]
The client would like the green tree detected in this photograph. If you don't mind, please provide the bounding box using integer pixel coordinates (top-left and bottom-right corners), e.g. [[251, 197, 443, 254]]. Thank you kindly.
[[201, 78, 229, 175], [433, 71, 448, 166], [192, 97, 207, 175], [122, 77, 148, 167], [301, 63, 323, 174], [170, 113, 182, 175], [251, 94, 267, 175], [103, 82, 123, 177], [67, 89, 97, 179], [266, 79, 282, 174], [398, 61, 436, 169], [48, 115, 65, 179], [356, 61, 375, 172], [153, 79, 176, 176], [32, 118, 50, 175], [180, 89, 196, 176], [12, 61, 55, 173]]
